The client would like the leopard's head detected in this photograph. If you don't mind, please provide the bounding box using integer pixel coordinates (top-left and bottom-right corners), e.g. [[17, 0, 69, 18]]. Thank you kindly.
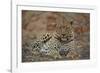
[[55, 21, 74, 44]]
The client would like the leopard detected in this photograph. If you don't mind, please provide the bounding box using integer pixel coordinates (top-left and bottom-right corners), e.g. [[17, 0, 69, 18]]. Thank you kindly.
[[29, 15, 80, 60]]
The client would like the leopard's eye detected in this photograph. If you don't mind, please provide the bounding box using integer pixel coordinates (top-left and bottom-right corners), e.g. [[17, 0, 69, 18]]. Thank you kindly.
[[43, 37, 45, 39], [66, 38, 69, 41], [47, 34, 49, 36], [44, 36, 47, 39]]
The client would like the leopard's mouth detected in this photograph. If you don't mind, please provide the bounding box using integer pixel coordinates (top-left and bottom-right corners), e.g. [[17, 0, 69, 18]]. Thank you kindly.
[[60, 35, 69, 41], [60, 36, 74, 43]]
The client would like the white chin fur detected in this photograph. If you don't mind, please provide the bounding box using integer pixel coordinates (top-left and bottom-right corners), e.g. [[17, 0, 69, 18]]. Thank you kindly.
[[61, 38, 67, 41]]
